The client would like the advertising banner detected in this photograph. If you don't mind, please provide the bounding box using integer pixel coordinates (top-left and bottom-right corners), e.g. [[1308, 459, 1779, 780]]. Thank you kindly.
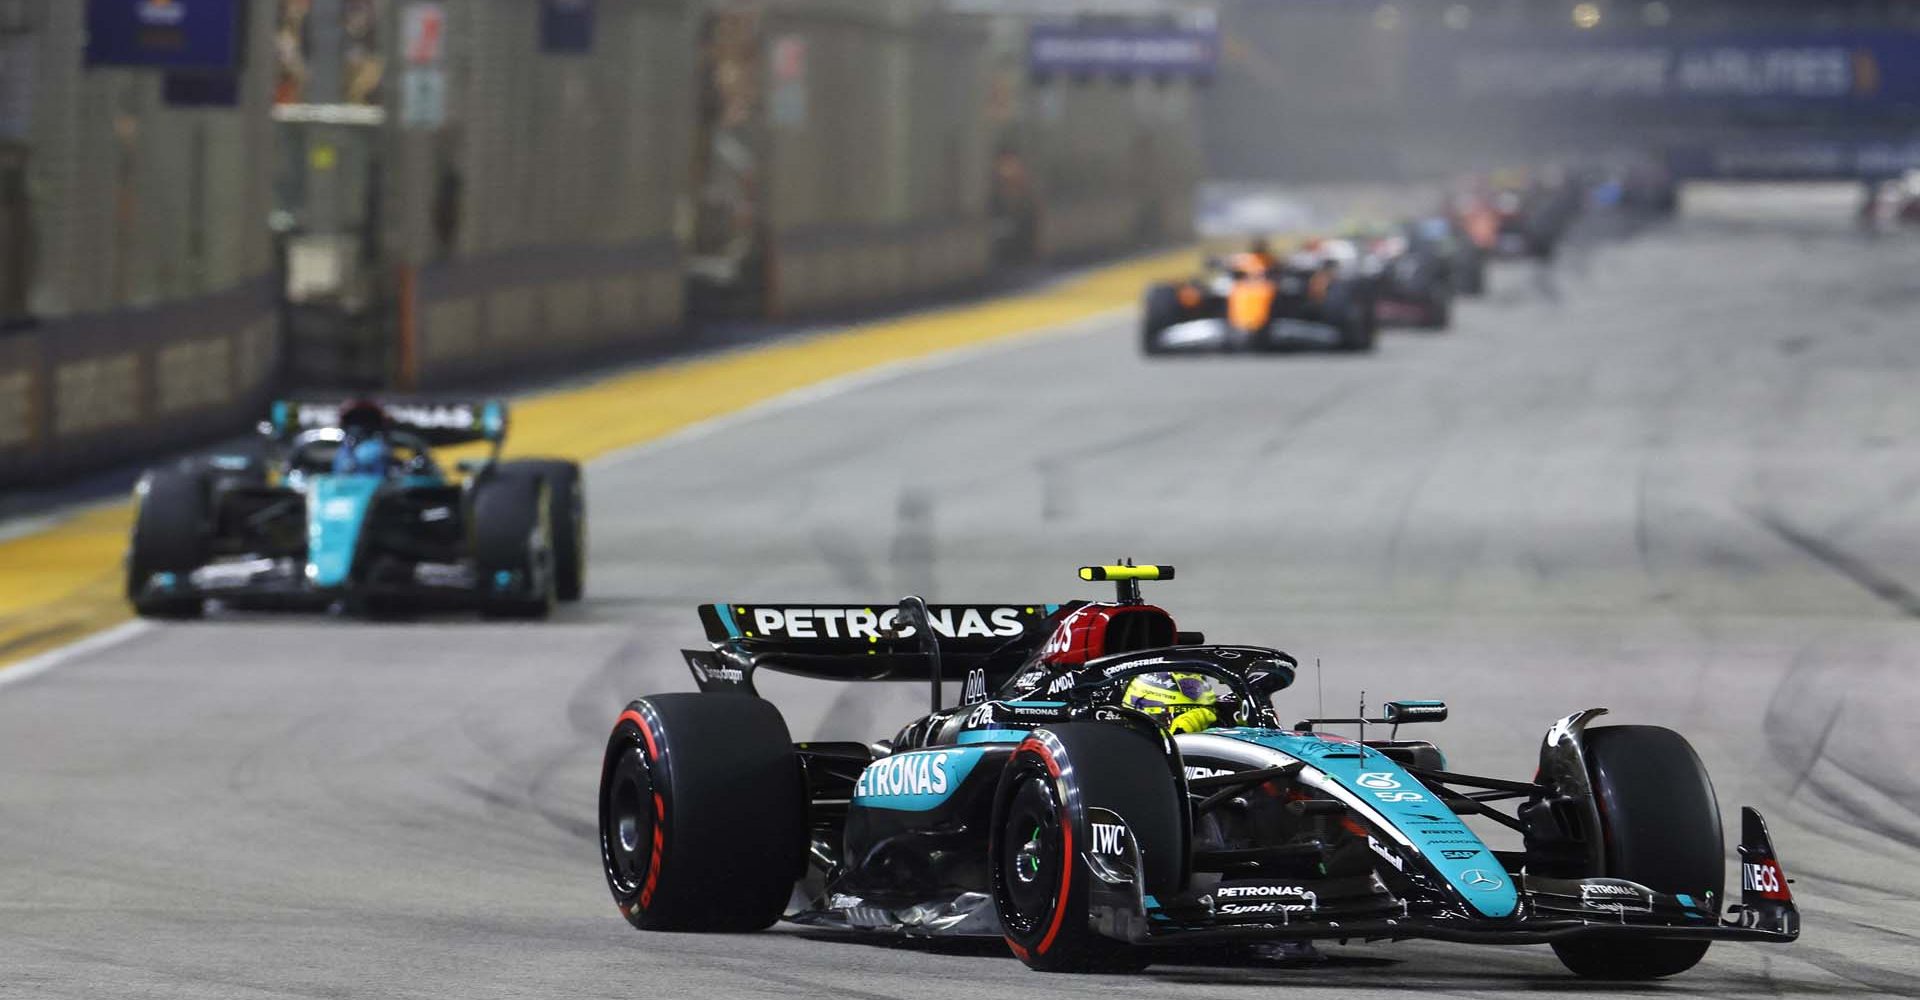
[[541, 0, 596, 54], [1028, 25, 1218, 80], [1417, 32, 1920, 109], [85, 0, 242, 72]]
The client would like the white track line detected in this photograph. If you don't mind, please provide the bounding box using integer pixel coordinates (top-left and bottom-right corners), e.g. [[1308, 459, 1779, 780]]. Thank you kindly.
[[0, 620, 154, 692]]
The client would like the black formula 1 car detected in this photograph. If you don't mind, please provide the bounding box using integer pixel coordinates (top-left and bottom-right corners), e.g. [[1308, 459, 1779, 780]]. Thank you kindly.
[[598, 564, 1799, 978], [1320, 230, 1456, 331], [1142, 252, 1376, 355], [125, 398, 584, 618]]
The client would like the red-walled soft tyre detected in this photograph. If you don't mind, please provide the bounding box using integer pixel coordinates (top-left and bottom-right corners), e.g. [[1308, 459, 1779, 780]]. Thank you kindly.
[[990, 724, 1184, 973], [599, 694, 805, 932]]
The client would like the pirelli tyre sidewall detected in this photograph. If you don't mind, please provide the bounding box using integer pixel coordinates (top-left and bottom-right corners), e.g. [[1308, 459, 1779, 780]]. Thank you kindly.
[[1551, 725, 1724, 980], [599, 694, 805, 932], [991, 723, 1183, 973], [127, 467, 211, 618]]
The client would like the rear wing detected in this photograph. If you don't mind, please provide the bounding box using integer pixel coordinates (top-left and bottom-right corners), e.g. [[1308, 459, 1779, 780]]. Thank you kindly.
[[685, 601, 1083, 697], [267, 398, 508, 447]]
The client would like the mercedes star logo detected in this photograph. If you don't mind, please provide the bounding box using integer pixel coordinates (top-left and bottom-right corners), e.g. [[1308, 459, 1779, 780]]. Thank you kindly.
[[1461, 869, 1505, 891]]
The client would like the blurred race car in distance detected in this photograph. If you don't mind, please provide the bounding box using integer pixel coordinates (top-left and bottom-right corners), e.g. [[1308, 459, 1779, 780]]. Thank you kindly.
[[599, 562, 1800, 978], [1142, 247, 1377, 354], [1319, 225, 1459, 330], [125, 398, 585, 619]]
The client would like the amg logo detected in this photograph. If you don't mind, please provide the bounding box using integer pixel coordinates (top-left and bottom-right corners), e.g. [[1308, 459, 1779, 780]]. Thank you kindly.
[[1091, 823, 1128, 856], [854, 752, 952, 799], [750, 607, 1025, 640], [1184, 765, 1231, 779]]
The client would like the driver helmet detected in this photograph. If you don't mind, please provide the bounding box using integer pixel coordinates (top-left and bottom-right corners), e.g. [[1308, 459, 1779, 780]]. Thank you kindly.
[[336, 436, 395, 475], [1124, 671, 1220, 734]]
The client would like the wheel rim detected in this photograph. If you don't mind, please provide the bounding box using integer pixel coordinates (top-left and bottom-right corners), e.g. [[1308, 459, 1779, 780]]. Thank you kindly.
[[997, 768, 1063, 937], [604, 742, 655, 896]]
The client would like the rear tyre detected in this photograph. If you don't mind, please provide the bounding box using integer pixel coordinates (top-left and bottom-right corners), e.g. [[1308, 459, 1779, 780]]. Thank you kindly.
[[499, 459, 585, 601], [472, 470, 554, 619], [991, 724, 1184, 973], [126, 468, 209, 619], [599, 694, 805, 931], [1551, 725, 1723, 980], [1141, 284, 1183, 355]]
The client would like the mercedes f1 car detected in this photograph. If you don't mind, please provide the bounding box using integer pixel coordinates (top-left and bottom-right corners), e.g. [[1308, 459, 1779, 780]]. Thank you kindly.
[[598, 564, 1799, 978], [1142, 251, 1377, 355], [125, 398, 584, 618]]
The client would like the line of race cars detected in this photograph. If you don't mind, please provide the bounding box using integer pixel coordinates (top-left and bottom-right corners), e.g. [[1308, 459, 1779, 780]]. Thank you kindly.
[[598, 564, 1801, 978], [1144, 172, 1585, 355], [109, 176, 1802, 981]]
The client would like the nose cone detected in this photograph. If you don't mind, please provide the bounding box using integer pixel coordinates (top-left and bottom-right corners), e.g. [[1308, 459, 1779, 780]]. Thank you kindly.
[[306, 475, 383, 589]]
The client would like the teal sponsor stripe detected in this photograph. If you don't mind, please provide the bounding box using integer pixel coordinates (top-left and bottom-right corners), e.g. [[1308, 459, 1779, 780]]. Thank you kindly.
[[956, 728, 1030, 744], [1216, 728, 1518, 919]]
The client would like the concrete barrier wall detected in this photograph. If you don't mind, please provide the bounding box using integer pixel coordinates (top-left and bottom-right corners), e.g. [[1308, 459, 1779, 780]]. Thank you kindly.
[[395, 0, 695, 385], [0, 281, 277, 487], [0, 0, 1200, 489]]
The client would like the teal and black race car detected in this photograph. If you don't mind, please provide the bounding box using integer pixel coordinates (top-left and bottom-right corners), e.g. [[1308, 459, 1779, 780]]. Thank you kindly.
[[125, 398, 584, 619], [599, 564, 1799, 978]]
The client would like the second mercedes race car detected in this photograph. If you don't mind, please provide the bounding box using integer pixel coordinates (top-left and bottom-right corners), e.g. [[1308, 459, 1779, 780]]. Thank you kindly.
[[125, 398, 585, 619], [1142, 248, 1377, 355], [598, 564, 1800, 978]]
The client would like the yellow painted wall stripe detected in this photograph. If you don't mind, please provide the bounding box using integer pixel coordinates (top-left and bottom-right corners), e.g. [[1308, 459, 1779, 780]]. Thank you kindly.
[[0, 248, 1193, 671]]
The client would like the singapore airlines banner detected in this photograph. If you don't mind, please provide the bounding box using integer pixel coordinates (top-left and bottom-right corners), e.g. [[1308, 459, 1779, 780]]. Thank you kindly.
[[1417, 32, 1920, 108]]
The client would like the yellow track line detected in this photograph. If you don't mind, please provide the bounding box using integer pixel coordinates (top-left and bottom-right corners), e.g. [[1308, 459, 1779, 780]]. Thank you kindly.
[[0, 249, 1193, 671]]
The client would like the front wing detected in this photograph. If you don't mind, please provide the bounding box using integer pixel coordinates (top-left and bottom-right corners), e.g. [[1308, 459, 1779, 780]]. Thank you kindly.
[[1087, 806, 1800, 949]]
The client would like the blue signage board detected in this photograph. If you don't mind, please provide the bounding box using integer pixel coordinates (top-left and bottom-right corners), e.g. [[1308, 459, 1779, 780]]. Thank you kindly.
[[85, 0, 242, 72], [1414, 32, 1920, 109], [541, 0, 596, 54], [1029, 25, 1219, 80], [1668, 136, 1920, 180]]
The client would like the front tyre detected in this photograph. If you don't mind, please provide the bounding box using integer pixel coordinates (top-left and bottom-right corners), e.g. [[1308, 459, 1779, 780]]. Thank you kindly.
[[1141, 284, 1184, 355], [498, 459, 585, 601], [1551, 725, 1724, 980], [600, 694, 805, 931], [126, 468, 209, 618], [472, 470, 555, 619], [991, 723, 1184, 973]]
